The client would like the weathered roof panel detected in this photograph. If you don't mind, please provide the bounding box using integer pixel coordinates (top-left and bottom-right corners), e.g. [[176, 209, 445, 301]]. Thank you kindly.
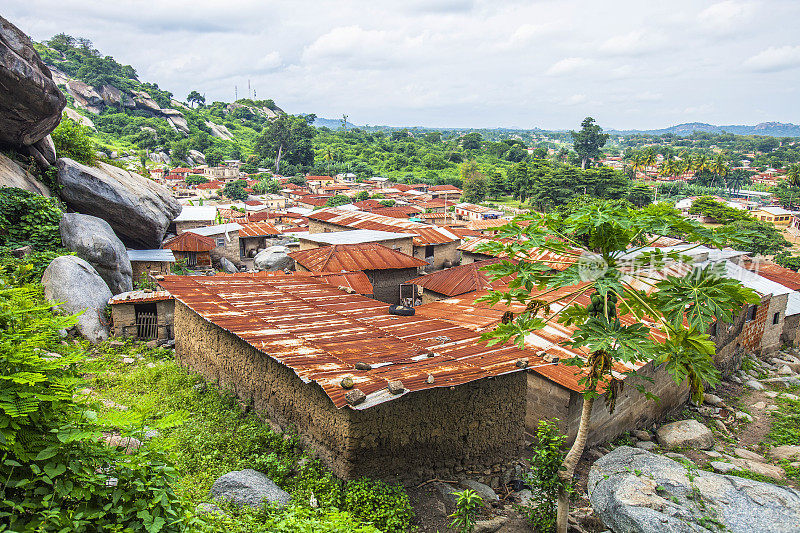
[[289, 243, 427, 272]]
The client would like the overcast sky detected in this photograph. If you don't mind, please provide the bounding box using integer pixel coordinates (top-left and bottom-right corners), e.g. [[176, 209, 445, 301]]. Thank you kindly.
[[7, 0, 800, 130]]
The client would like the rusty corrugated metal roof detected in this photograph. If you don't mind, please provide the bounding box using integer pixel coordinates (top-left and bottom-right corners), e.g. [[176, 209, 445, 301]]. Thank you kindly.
[[407, 258, 513, 297], [308, 208, 459, 246], [457, 237, 576, 271], [159, 274, 536, 409], [239, 221, 281, 237], [741, 257, 800, 291], [289, 243, 427, 272], [162, 231, 216, 252], [109, 290, 173, 305], [211, 270, 374, 295]]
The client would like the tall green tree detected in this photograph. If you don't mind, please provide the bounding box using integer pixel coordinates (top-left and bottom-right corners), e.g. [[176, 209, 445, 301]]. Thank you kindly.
[[570, 117, 609, 169], [186, 90, 205, 108], [477, 201, 757, 533], [461, 161, 488, 203], [254, 114, 316, 174]]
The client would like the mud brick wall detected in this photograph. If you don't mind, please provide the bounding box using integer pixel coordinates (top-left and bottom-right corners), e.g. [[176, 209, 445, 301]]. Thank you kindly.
[[173, 300, 525, 486], [526, 360, 688, 447]]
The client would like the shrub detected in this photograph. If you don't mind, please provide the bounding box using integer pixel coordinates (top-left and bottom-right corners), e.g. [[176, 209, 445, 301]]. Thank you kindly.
[[0, 187, 63, 250], [520, 419, 571, 533], [0, 285, 189, 532], [51, 117, 97, 165], [449, 489, 482, 533], [343, 478, 415, 533]]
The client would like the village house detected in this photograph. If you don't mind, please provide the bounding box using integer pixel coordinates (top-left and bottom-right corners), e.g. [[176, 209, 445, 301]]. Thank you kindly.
[[159, 273, 531, 486], [254, 194, 289, 210], [307, 208, 461, 270], [751, 205, 794, 225], [305, 175, 336, 193], [238, 221, 281, 258], [162, 231, 216, 269], [428, 184, 463, 201], [454, 202, 504, 222], [289, 243, 427, 304], [407, 258, 509, 304], [170, 205, 218, 234], [204, 161, 242, 181], [296, 229, 415, 256], [126, 249, 175, 281], [188, 223, 243, 263], [109, 290, 175, 341]]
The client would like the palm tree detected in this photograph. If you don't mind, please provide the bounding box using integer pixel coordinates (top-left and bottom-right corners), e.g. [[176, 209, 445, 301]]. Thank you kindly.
[[786, 163, 800, 188], [710, 154, 730, 191], [630, 151, 645, 178], [642, 147, 658, 177]]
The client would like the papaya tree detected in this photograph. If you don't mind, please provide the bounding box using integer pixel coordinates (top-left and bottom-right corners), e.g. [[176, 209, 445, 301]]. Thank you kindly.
[[477, 200, 758, 533]]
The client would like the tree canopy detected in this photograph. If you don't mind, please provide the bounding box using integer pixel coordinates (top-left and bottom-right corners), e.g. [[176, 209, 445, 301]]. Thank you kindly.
[[254, 114, 316, 174], [570, 117, 609, 169]]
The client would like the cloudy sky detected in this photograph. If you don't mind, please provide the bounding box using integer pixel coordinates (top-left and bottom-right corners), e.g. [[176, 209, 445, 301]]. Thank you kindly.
[[7, 0, 800, 130]]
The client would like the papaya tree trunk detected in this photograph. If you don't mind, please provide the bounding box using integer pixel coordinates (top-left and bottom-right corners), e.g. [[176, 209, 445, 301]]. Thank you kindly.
[[556, 395, 595, 533]]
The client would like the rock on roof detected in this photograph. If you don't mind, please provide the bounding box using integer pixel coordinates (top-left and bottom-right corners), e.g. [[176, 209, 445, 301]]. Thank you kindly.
[[289, 243, 427, 272]]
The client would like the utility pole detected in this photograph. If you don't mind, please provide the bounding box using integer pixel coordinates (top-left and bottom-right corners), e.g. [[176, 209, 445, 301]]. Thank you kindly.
[[248, 79, 251, 99], [235, 85, 238, 101]]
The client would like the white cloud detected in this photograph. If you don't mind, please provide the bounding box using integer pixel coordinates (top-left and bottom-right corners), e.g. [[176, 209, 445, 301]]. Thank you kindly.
[[600, 30, 668, 56], [743, 45, 800, 72], [697, 1, 755, 36], [545, 57, 591, 76], [561, 94, 588, 106], [302, 25, 421, 69]]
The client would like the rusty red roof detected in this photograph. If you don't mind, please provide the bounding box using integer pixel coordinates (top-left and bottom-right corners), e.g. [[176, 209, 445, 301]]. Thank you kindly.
[[429, 185, 462, 192], [741, 258, 800, 291], [457, 237, 575, 271], [308, 208, 459, 246], [239, 221, 280, 237], [290, 243, 427, 272], [159, 274, 535, 408], [211, 270, 374, 295], [353, 199, 384, 210], [109, 290, 173, 305], [366, 206, 423, 218], [163, 231, 216, 252], [407, 258, 513, 297]]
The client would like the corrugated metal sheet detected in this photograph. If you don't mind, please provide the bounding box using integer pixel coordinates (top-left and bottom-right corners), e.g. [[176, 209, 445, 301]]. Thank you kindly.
[[289, 243, 427, 272], [239, 221, 280, 237], [407, 258, 512, 296], [308, 208, 459, 246], [741, 258, 800, 291], [211, 270, 374, 295], [162, 232, 216, 252], [109, 290, 173, 305], [457, 237, 575, 271], [159, 274, 536, 409], [126, 249, 176, 262]]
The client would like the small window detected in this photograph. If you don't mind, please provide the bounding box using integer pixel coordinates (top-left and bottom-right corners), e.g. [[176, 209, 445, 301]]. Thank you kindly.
[[215, 237, 225, 247], [746, 305, 758, 321], [773, 312, 781, 325]]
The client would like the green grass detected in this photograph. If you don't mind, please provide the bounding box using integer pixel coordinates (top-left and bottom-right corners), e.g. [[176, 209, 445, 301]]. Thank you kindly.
[[768, 394, 800, 447], [82, 340, 414, 532]]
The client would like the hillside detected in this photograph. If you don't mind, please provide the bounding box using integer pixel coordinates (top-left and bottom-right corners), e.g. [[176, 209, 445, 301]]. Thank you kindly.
[[33, 34, 285, 168], [609, 121, 800, 138]]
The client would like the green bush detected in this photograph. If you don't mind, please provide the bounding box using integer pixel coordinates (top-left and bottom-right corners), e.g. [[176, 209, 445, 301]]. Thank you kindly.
[[520, 419, 571, 533], [343, 478, 415, 533], [0, 285, 190, 532], [51, 117, 97, 165], [449, 489, 482, 533], [0, 187, 63, 250]]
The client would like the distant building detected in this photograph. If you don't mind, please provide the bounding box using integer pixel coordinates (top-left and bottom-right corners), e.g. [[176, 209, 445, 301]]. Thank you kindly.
[[188, 223, 243, 263], [162, 231, 216, 268], [126, 249, 175, 280], [751, 206, 794, 225], [171, 205, 218, 234]]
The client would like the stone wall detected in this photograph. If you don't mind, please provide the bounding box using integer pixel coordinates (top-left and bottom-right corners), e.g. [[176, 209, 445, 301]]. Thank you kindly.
[[782, 313, 800, 347], [130, 260, 171, 281], [176, 220, 212, 234], [173, 300, 525, 485], [209, 230, 241, 263], [761, 293, 788, 356], [111, 299, 174, 339], [526, 361, 688, 447]]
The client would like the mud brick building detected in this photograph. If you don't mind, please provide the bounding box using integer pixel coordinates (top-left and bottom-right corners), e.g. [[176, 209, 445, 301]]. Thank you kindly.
[[159, 274, 535, 486], [109, 290, 174, 340], [162, 231, 215, 269]]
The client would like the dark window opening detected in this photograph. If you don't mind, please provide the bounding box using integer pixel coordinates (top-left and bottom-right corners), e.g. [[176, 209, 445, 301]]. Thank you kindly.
[[134, 302, 158, 339], [773, 312, 781, 325], [746, 305, 758, 321]]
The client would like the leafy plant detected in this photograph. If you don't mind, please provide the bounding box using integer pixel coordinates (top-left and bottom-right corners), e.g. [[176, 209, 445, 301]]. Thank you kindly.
[[448, 489, 482, 533], [520, 420, 571, 532], [343, 478, 415, 533], [0, 187, 63, 250], [51, 117, 97, 166]]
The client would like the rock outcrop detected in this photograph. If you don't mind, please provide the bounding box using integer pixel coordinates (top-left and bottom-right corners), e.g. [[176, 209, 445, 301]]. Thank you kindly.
[[42, 255, 112, 343], [588, 446, 800, 533], [66, 79, 103, 113], [57, 158, 182, 248], [64, 107, 96, 129], [254, 246, 293, 271], [655, 419, 714, 450], [0, 15, 66, 146], [60, 213, 133, 294], [205, 121, 234, 141], [0, 152, 50, 196], [209, 469, 290, 509]]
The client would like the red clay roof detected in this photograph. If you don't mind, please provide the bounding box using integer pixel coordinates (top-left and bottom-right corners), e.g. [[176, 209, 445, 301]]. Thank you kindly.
[[239, 221, 281, 237], [290, 243, 427, 272], [407, 258, 512, 297], [162, 231, 216, 252], [308, 208, 459, 246], [158, 274, 534, 409]]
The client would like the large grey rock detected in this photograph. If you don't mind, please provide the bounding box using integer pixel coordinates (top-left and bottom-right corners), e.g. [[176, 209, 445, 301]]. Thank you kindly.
[[162, 109, 189, 134], [656, 419, 714, 449], [205, 121, 234, 141], [66, 79, 103, 113], [64, 107, 95, 129], [218, 257, 237, 274], [60, 213, 132, 294], [209, 469, 290, 509], [42, 255, 112, 343], [56, 158, 181, 248], [131, 90, 162, 113], [588, 446, 800, 533], [459, 479, 498, 505], [188, 150, 206, 165], [0, 16, 66, 146], [769, 445, 800, 461], [253, 246, 294, 271], [0, 152, 50, 195]]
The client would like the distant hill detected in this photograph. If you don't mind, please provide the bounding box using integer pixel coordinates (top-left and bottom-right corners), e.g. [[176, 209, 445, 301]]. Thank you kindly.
[[312, 116, 359, 130], [608, 122, 800, 138]]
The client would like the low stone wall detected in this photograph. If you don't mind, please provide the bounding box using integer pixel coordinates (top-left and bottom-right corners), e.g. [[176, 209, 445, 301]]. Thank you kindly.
[[173, 300, 526, 486]]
